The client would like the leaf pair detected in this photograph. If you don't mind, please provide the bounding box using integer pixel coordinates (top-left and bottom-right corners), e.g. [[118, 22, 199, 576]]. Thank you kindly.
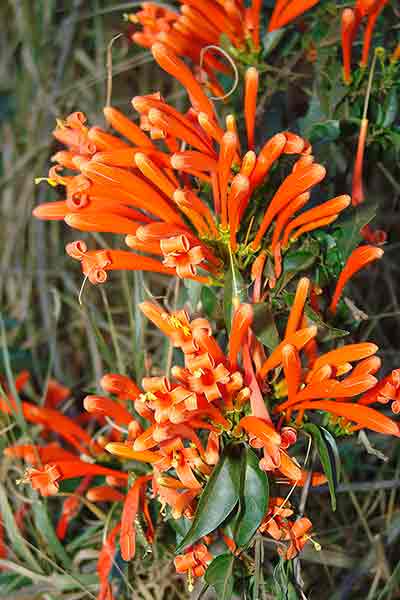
[[176, 444, 270, 599]]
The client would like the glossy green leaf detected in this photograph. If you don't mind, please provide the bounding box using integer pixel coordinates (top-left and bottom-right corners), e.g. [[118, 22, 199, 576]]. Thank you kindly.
[[205, 553, 235, 599], [308, 120, 340, 143], [334, 205, 376, 260], [303, 423, 340, 511], [169, 516, 192, 545], [234, 448, 269, 547], [304, 305, 349, 342], [382, 88, 398, 128], [275, 239, 319, 293], [224, 260, 245, 334], [263, 29, 285, 55], [252, 303, 280, 351], [201, 286, 218, 319], [176, 445, 242, 552]]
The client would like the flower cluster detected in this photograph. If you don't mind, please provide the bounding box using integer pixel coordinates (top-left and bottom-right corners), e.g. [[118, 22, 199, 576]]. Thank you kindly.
[[128, 1, 320, 94], [34, 43, 352, 291]]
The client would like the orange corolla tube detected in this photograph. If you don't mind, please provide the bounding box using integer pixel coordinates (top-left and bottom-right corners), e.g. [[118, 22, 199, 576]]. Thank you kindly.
[[121, 474, 152, 561], [250, 133, 287, 187], [170, 151, 217, 173], [87, 485, 125, 503], [351, 355, 382, 377], [245, 67, 259, 150], [268, 0, 320, 31], [352, 117, 369, 206], [18, 402, 92, 452], [277, 374, 378, 412], [285, 277, 310, 337], [311, 342, 378, 373], [87, 127, 130, 151], [4, 443, 77, 465], [65, 212, 141, 236], [103, 106, 153, 148], [67, 245, 177, 285], [174, 189, 218, 237], [228, 303, 253, 370], [341, 9, 356, 84], [78, 160, 185, 226], [281, 195, 350, 247], [287, 214, 339, 243], [97, 522, 121, 600], [238, 415, 282, 446], [330, 245, 383, 313], [293, 400, 400, 436], [282, 344, 301, 402], [251, 164, 326, 249], [147, 107, 213, 155], [135, 152, 176, 199], [83, 396, 133, 426], [100, 373, 141, 399], [151, 43, 215, 118], [218, 131, 238, 227], [105, 442, 162, 463], [229, 174, 251, 249], [271, 192, 310, 251], [258, 326, 318, 379], [360, 1, 389, 67], [57, 476, 91, 540], [250, 0, 263, 48], [277, 450, 302, 481]]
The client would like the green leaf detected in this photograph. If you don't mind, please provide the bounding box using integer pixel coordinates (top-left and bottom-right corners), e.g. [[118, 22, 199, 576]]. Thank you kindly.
[[382, 88, 398, 128], [224, 259, 245, 333], [205, 553, 235, 600], [234, 448, 269, 548], [334, 205, 376, 260], [184, 279, 202, 311], [205, 554, 235, 598], [263, 29, 285, 55], [252, 303, 280, 351], [308, 120, 340, 143], [32, 501, 72, 567], [201, 286, 218, 319], [275, 239, 320, 294], [176, 445, 242, 553], [303, 423, 340, 511], [0, 484, 41, 571], [304, 305, 349, 343], [169, 516, 192, 544]]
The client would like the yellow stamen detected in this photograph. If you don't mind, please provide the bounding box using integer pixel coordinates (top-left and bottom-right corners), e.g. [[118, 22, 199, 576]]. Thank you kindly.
[[34, 177, 59, 187]]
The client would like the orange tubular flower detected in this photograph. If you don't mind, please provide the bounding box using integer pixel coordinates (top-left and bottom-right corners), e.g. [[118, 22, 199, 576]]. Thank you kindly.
[[341, 9, 356, 84], [268, 0, 320, 31], [330, 245, 384, 313], [22, 461, 129, 497], [56, 476, 92, 540], [175, 543, 213, 582], [341, 0, 389, 82], [86, 485, 125, 503], [352, 117, 369, 206], [120, 475, 152, 561], [294, 401, 399, 436], [245, 67, 259, 150]]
